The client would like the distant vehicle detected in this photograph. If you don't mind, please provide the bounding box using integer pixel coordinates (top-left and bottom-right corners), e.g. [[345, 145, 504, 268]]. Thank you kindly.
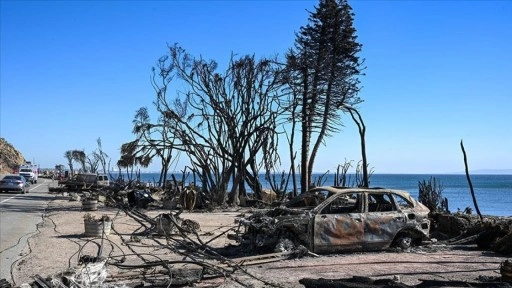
[[96, 174, 110, 187], [0, 175, 29, 194], [60, 173, 110, 190], [18, 162, 39, 184]]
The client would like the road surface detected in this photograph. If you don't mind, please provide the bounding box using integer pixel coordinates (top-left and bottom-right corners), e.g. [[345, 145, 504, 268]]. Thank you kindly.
[[0, 177, 55, 282]]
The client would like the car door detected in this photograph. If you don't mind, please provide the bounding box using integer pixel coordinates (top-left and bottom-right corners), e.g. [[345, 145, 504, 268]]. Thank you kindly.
[[313, 192, 364, 253], [363, 192, 405, 250]]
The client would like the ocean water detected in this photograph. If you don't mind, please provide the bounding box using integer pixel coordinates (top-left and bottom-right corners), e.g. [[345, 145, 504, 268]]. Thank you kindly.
[[135, 172, 511, 217]]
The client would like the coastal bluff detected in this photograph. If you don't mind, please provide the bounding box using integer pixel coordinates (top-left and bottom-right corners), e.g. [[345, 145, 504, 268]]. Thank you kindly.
[[0, 137, 25, 174]]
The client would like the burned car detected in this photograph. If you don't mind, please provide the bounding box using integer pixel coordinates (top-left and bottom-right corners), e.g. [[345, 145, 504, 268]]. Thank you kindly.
[[230, 187, 431, 253]]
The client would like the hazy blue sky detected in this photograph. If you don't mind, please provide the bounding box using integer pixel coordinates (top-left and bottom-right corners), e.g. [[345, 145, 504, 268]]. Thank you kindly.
[[1, 1, 511, 174]]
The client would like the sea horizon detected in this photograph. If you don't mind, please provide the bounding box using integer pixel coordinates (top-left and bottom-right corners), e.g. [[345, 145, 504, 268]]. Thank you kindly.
[[99, 169, 512, 176]]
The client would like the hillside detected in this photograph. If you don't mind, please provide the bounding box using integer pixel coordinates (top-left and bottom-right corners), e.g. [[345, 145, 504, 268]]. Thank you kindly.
[[0, 137, 25, 174]]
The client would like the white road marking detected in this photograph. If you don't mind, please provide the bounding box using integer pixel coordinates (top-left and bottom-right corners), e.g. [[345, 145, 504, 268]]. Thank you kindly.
[[0, 195, 19, 203], [29, 182, 45, 191]]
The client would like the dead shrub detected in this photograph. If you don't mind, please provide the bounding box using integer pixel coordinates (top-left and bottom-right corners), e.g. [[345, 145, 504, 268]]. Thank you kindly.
[[418, 176, 448, 213]]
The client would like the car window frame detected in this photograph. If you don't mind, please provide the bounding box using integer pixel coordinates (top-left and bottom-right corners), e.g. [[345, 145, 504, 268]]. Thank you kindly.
[[366, 192, 396, 213], [391, 192, 414, 210], [319, 192, 363, 214]]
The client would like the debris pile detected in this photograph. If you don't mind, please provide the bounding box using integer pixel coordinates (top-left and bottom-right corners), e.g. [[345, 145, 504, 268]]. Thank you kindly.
[[476, 219, 512, 255], [429, 212, 473, 239], [299, 276, 512, 288], [15, 185, 295, 288], [429, 212, 512, 256], [55, 259, 108, 287]]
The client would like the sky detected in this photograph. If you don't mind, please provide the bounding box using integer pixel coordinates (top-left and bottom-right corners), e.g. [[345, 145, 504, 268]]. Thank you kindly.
[[1, 1, 511, 174]]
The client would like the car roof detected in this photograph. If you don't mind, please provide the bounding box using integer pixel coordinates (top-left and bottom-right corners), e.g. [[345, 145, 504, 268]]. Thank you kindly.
[[309, 186, 412, 198], [3, 175, 23, 179], [76, 173, 108, 176]]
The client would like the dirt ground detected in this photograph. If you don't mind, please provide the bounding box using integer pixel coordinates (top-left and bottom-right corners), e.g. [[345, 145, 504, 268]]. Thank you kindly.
[[9, 195, 511, 288]]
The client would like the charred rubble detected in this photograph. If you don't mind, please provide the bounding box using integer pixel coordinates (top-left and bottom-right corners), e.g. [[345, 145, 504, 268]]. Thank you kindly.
[[429, 212, 512, 256], [50, 181, 512, 257], [299, 276, 512, 288], [29, 184, 302, 287]]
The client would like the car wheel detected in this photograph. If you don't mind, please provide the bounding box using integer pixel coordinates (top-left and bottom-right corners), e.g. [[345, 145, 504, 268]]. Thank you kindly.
[[397, 236, 413, 250], [274, 238, 295, 253]]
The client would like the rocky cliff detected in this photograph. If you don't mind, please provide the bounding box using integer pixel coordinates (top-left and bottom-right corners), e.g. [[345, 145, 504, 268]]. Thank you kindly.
[[0, 138, 25, 174]]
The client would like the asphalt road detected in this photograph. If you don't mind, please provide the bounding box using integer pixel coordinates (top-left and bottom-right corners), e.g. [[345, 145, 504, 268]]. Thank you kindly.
[[0, 177, 55, 282]]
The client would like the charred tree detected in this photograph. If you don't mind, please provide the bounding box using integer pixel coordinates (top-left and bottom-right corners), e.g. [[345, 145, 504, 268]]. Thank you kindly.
[[159, 45, 284, 206], [121, 54, 181, 188], [95, 138, 109, 174], [72, 150, 86, 173], [64, 150, 74, 177], [86, 152, 99, 173], [344, 105, 369, 187], [460, 140, 483, 221], [285, 0, 364, 193], [116, 152, 143, 184]]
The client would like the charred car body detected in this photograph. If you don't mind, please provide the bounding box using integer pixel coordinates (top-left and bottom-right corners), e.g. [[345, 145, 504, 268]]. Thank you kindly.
[[230, 187, 431, 253]]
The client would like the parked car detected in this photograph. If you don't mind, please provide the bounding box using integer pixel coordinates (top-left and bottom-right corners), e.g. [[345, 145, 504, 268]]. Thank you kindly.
[[0, 175, 30, 194], [230, 186, 431, 254]]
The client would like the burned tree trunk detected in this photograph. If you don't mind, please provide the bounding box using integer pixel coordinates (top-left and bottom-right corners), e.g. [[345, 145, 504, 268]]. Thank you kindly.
[[460, 140, 482, 221], [346, 106, 369, 188]]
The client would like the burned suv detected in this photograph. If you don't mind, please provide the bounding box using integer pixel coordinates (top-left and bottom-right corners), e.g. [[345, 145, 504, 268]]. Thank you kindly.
[[230, 187, 431, 254]]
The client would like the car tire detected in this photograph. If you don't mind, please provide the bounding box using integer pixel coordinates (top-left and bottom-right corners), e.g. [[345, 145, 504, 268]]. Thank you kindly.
[[397, 236, 413, 250], [274, 238, 295, 253]]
